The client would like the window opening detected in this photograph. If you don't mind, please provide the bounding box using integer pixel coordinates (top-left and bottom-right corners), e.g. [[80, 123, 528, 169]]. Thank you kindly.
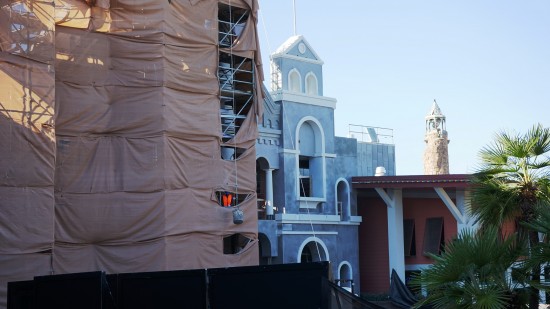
[[299, 156, 311, 197], [297, 121, 324, 200], [336, 180, 350, 220], [337, 264, 353, 292], [215, 191, 250, 208], [403, 219, 416, 257], [306, 73, 318, 96], [223, 233, 252, 254], [423, 217, 444, 256], [221, 146, 245, 161], [289, 70, 301, 93]]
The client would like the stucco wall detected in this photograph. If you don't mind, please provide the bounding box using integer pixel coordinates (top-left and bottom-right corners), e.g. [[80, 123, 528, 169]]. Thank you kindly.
[[275, 57, 324, 95], [358, 195, 390, 294], [402, 197, 457, 265], [278, 101, 335, 213], [356, 142, 396, 176]]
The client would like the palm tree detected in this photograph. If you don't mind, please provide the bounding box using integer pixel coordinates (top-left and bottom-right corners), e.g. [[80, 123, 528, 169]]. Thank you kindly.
[[522, 208, 550, 296], [469, 123, 550, 307], [412, 227, 528, 308]]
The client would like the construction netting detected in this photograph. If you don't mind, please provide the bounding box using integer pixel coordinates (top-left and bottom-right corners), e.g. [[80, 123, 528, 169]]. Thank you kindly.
[[0, 0, 263, 307]]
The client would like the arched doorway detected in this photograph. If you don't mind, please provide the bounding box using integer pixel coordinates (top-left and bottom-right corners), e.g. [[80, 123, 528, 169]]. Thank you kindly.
[[297, 237, 328, 263], [258, 233, 272, 265]]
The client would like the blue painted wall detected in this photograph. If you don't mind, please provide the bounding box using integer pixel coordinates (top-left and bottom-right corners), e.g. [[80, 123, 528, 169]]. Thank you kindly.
[[256, 36, 396, 293]]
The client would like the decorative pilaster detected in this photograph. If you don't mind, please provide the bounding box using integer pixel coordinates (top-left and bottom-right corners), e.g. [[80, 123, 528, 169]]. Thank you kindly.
[[265, 168, 274, 219]]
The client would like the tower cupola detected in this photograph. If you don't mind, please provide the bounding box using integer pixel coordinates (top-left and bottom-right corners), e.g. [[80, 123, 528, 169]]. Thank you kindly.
[[423, 100, 450, 174]]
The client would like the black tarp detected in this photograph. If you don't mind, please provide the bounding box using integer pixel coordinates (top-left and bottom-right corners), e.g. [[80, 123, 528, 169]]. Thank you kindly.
[[329, 281, 386, 309], [389, 269, 418, 308]]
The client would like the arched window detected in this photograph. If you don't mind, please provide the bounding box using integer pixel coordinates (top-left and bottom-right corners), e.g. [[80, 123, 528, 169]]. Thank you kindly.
[[337, 262, 353, 292], [305, 72, 318, 96], [288, 69, 301, 93], [296, 117, 325, 199], [336, 179, 350, 220]]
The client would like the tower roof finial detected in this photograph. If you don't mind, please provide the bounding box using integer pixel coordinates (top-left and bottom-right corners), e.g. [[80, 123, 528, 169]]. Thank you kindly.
[[428, 99, 443, 116]]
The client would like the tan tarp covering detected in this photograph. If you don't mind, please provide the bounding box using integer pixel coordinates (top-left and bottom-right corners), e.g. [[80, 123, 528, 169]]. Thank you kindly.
[[0, 0, 262, 307]]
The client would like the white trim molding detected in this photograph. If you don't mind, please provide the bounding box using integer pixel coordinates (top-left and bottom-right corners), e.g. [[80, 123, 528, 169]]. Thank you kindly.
[[271, 90, 337, 109]]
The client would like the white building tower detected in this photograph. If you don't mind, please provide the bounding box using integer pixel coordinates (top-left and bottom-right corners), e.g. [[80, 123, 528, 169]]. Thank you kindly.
[[423, 100, 450, 174]]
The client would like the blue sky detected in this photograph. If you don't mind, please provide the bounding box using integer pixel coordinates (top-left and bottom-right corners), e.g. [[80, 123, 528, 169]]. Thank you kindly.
[[256, 1, 550, 175]]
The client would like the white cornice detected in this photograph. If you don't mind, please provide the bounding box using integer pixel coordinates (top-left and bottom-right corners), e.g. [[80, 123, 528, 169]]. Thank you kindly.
[[281, 148, 299, 154], [258, 127, 281, 136], [279, 231, 338, 235], [272, 54, 324, 65], [274, 216, 361, 226], [271, 90, 337, 109]]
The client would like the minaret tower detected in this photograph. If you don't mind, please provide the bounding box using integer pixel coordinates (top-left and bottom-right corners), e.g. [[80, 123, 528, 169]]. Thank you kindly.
[[424, 100, 450, 174]]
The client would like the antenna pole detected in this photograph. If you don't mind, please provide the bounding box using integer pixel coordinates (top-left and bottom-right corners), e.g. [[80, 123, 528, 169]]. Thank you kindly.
[[293, 0, 297, 35]]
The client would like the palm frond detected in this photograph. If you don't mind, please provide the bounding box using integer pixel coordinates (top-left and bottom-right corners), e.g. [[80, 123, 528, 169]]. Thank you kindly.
[[412, 227, 527, 308], [527, 124, 550, 156], [471, 124, 550, 230]]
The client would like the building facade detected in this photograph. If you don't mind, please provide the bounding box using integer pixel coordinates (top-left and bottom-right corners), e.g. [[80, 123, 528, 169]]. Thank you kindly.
[[0, 2, 262, 308], [353, 174, 473, 294], [352, 101, 475, 295], [256, 35, 396, 293]]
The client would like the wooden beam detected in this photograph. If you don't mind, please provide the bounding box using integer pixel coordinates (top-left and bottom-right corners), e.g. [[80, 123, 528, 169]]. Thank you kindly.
[[434, 187, 464, 224], [375, 188, 394, 208]]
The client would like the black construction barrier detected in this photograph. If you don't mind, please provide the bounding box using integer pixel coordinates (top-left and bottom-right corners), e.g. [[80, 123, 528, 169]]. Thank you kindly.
[[208, 262, 330, 309], [8, 271, 114, 309], [8, 262, 334, 309]]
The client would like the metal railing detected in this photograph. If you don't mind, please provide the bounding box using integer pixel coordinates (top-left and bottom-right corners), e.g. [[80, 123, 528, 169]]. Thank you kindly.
[[348, 124, 394, 144]]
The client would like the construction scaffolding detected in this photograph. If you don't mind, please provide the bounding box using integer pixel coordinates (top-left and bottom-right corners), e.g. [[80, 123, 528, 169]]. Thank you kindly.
[[0, 0, 263, 308]]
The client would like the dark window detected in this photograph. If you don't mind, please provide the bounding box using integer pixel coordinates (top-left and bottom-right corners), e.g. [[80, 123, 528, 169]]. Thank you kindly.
[[216, 191, 249, 207], [403, 219, 416, 257], [299, 156, 310, 176], [299, 177, 311, 197], [300, 246, 313, 263], [223, 234, 251, 254], [423, 217, 444, 256], [299, 156, 311, 197]]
